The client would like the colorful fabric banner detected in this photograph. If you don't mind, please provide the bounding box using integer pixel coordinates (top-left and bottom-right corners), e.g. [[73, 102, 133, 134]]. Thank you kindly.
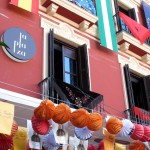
[[119, 11, 150, 44], [95, 0, 118, 52], [10, 0, 39, 14], [10, 126, 28, 150], [142, 1, 150, 29], [103, 128, 115, 150], [115, 143, 126, 150]]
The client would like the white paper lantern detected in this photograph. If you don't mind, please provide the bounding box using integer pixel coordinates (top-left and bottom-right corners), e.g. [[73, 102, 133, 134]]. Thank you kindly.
[[118, 119, 134, 137], [75, 126, 92, 140], [43, 130, 60, 150]]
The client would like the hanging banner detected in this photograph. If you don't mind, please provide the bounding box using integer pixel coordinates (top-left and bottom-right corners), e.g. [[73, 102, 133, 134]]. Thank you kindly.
[[95, 0, 118, 52], [0, 101, 14, 135], [142, 1, 150, 29], [10, 0, 39, 14], [11, 126, 28, 150], [119, 11, 150, 44], [115, 143, 126, 150], [103, 128, 115, 150]]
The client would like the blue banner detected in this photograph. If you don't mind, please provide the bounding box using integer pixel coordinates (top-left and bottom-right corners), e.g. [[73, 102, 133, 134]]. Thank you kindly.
[[142, 1, 150, 29]]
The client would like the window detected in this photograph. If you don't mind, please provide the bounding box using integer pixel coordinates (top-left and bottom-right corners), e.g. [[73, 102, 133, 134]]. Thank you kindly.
[[124, 64, 150, 111], [46, 29, 103, 110], [48, 30, 90, 91]]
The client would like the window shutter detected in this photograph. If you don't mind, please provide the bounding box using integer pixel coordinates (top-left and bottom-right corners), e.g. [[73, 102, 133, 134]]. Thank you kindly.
[[128, 8, 137, 21], [48, 29, 54, 97], [124, 64, 135, 107], [48, 29, 54, 77], [143, 75, 150, 110], [77, 44, 90, 91]]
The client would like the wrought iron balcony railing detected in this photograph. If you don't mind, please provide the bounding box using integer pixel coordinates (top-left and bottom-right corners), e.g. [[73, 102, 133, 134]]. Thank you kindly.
[[39, 77, 104, 113], [124, 106, 150, 126], [114, 12, 150, 46]]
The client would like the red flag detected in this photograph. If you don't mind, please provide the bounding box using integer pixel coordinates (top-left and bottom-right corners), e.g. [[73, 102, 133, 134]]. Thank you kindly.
[[10, 0, 39, 14], [119, 11, 150, 44]]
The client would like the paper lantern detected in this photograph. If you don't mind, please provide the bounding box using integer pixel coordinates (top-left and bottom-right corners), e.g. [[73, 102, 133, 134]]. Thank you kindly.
[[0, 137, 13, 150], [32, 116, 50, 135], [43, 130, 60, 150], [140, 125, 150, 142], [88, 144, 96, 150], [87, 113, 103, 131], [118, 119, 134, 137], [34, 99, 55, 120], [129, 140, 145, 150], [52, 103, 71, 124], [97, 141, 104, 150], [0, 120, 18, 138], [106, 117, 123, 135], [130, 124, 144, 140], [70, 108, 89, 128], [75, 126, 92, 140]]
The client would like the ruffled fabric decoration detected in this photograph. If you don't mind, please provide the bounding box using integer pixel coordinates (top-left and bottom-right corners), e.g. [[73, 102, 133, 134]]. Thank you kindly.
[[43, 130, 60, 150], [75, 126, 92, 140]]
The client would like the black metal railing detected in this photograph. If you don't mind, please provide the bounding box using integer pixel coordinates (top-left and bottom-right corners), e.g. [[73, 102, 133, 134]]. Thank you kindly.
[[39, 77, 104, 113], [114, 12, 150, 46], [124, 107, 150, 126]]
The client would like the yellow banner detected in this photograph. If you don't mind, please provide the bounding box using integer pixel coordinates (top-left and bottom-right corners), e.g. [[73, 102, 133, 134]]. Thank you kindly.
[[115, 143, 126, 150], [18, 0, 32, 12], [11, 126, 28, 150], [0, 101, 14, 135], [103, 128, 115, 150]]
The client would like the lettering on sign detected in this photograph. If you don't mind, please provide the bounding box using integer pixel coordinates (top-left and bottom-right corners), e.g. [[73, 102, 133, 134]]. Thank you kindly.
[[1, 27, 36, 62]]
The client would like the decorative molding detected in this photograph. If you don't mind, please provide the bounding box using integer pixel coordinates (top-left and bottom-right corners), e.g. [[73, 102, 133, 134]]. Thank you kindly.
[[117, 31, 150, 54], [141, 54, 150, 64], [50, 0, 98, 24], [79, 20, 90, 31], [40, 0, 47, 5], [47, 3, 59, 16], [41, 18, 90, 48], [39, 7, 99, 40], [119, 42, 130, 52], [118, 54, 150, 76]]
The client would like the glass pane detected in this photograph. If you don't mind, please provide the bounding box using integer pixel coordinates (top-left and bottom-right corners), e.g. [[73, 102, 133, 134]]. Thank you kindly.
[[65, 73, 78, 86], [65, 57, 77, 74]]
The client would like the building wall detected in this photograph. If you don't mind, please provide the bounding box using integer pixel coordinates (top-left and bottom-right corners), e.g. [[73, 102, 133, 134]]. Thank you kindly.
[[0, 0, 43, 98]]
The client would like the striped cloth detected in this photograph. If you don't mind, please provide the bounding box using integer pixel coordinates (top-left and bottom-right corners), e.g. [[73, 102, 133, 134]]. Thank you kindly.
[[10, 0, 39, 14], [95, 0, 118, 52]]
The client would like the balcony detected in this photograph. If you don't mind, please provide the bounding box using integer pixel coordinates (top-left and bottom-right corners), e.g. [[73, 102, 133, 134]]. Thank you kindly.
[[39, 0, 98, 31], [125, 106, 150, 126], [114, 12, 150, 64], [38, 77, 104, 112]]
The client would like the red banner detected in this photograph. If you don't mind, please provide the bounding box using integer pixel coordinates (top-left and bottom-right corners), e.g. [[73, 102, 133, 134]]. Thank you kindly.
[[119, 11, 150, 44]]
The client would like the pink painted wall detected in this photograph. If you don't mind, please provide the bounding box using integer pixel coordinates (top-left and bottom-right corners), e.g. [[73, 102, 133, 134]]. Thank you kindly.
[[89, 40, 126, 118], [0, 0, 43, 98]]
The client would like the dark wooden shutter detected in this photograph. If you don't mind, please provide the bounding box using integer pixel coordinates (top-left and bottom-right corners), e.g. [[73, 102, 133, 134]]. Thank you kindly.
[[77, 44, 90, 91], [48, 29, 54, 96], [124, 64, 135, 107], [143, 75, 150, 110], [129, 8, 137, 21]]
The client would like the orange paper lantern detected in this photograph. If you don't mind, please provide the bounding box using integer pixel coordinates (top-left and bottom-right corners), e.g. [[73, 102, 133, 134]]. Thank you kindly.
[[70, 108, 89, 128], [129, 140, 145, 150], [34, 99, 55, 120], [87, 113, 103, 131], [106, 117, 123, 135], [52, 103, 71, 124]]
